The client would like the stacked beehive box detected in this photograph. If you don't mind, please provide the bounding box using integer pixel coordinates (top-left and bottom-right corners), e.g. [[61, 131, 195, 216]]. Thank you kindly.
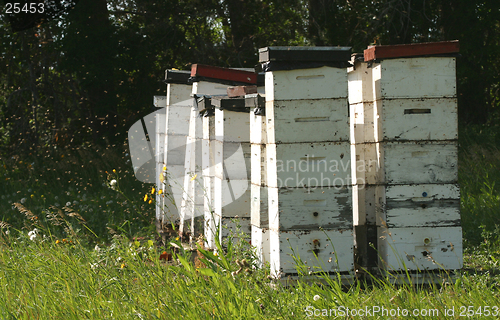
[[348, 41, 463, 275], [250, 93, 269, 266], [200, 87, 265, 250], [157, 70, 192, 234], [209, 93, 255, 248], [186, 65, 258, 246], [258, 47, 354, 279]]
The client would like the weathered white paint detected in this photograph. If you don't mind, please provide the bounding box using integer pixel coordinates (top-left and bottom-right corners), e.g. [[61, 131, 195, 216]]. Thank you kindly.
[[250, 144, 267, 186], [251, 184, 268, 227], [377, 226, 463, 271], [202, 115, 216, 248], [167, 82, 193, 105], [265, 66, 348, 101], [266, 99, 349, 144], [266, 142, 351, 188], [154, 104, 167, 224], [356, 185, 385, 226], [249, 105, 267, 145], [252, 226, 271, 267], [215, 109, 251, 142], [271, 187, 352, 230], [372, 57, 457, 100], [347, 60, 373, 105], [159, 82, 192, 227], [269, 229, 354, 277], [375, 98, 458, 141], [378, 184, 460, 227], [347, 54, 461, 275], [360, 141, 458, 185], [210, 106, 253, 248], [182, 81, 232, 241], [213, 142, 251, 180]]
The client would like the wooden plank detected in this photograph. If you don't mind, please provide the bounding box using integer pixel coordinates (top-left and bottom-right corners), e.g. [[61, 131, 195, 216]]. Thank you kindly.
[[364, 40, 459, 62], [273, 187, 352, 231], [250, 144, 266, 186], [259, 46, 351, 63], [265, 66, 348, 101], [347, 60, 374, 105], [167, 83, 193, 106], [378, 184, 461, 227], [266, 142, 351, 188], [191, 64, 257, 85], [213, 142, 251, 180], [249, 107, 266, 145], [227, 85, 258, 97], [382, 141, 458, 185], [372, 57, 457, 99], [269, 229, 354, 276], [252, 226, 271, 267], [380, 98, 458, 141], [266, 98, 349, 144], [213, 177, 251, 218], [377, 226, 463, 271], [251, 184, 268, 227], [361, 141, 458, 185], [214, 108, 251, 142]]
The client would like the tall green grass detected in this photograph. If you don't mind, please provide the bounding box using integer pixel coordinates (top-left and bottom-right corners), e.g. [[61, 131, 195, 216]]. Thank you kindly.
[[0, 226, 499, 319], [459, 125, 500, 247]]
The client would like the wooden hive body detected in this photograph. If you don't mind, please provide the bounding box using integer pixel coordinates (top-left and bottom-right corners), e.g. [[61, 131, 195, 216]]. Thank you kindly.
[[348, 42, 462, 273]]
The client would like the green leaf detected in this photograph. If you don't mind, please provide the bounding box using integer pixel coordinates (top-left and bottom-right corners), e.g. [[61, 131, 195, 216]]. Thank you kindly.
[[197, 268, 217, 278]]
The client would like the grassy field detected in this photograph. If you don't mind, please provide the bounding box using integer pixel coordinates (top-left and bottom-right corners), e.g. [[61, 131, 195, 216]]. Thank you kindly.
[[0, 125, 499, 319]]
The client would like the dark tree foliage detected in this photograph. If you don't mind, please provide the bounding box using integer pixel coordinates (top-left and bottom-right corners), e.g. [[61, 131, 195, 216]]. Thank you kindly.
[[0, 0, 499, 153]]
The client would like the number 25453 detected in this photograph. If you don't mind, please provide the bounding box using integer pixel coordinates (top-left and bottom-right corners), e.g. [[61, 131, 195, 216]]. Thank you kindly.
[[5, 3, 45, 14]]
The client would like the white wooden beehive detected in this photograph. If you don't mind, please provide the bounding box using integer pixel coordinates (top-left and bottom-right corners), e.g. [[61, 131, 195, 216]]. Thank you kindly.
[[259, 46, 354, 279], [348, 41, 462, 274], [377, 226, 463, 271], [187, 66, 259, 248], [157, 70, 192, 228], [249, 94, 270, 264], [211, 95, 253, 247]]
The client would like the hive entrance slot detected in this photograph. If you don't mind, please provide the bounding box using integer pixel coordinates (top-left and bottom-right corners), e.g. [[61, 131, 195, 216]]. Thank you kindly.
[[404, 108, 431, 114]]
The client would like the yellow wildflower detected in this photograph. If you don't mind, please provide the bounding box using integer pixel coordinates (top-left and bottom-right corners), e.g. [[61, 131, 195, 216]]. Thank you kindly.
[[158, 189, 163, 195], [56, 240, 60, 244], [151, 187, 155, 194], [144, 194, 148, 202], [113, 169, 116, 173], [148, 199, 152, 204], [190, 174, 198, 181], [120, 263, 125, 269]]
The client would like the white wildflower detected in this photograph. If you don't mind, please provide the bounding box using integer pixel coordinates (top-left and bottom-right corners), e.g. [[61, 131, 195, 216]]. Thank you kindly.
[[20, 198, 27, 204], [66, 202, 71, 207], [28, 228, 39, 241], [313, 295, 320, 301], [109, 179, 117, 190]]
